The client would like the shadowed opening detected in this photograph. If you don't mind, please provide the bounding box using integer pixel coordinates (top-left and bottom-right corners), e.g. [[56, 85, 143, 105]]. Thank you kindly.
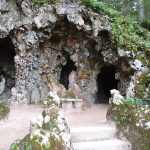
[[60, 59, 77, 90], [0, 37, 16, 101], [96, 66, 119, 103]]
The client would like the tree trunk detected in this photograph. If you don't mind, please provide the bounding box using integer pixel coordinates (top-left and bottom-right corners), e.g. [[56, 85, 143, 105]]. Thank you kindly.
[[139, 0, 145, 20]]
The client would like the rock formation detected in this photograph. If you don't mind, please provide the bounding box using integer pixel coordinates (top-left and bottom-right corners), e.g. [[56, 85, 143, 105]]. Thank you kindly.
[[0, 0, 149, 105], [107, 90, 150, 150], [19, 91, 72, 150]]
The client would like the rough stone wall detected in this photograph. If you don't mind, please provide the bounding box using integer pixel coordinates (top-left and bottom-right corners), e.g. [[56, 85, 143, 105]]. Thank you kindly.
[[0, 0, 148, 105]]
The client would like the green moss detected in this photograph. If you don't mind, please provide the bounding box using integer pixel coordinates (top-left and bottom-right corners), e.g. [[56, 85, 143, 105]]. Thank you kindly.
[[107, 104, 150, 150], [48, 135, 65, 150], [46, 74, 64, 89], [135, 73, 150, 99], [81, 0, 150, 54], [20, 133, 65, 150], [64, 91, 76, 98], [141, 19, 150, 30], [0, 102, 10, 120], [19, 134, 42, 150], [136, 53, 150, 66]]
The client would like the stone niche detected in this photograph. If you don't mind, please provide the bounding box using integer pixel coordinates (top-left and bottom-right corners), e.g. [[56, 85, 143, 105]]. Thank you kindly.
[[0, 37, 16, 102], [60, 59, 77, 90]]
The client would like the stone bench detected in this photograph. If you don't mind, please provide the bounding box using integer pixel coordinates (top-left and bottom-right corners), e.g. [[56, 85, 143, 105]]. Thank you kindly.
[[59, 98, 83, 109]]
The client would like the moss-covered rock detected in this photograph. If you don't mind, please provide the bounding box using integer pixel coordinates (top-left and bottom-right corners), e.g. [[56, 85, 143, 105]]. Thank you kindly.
[[135, 73, 150, 99], [107, 102, 150, 150], [15, 92, 72, 150], [0, 102, 10, 120], [64, 91, 76, 99], [19, 134, 65, 150], [43, 73, 77, 100]]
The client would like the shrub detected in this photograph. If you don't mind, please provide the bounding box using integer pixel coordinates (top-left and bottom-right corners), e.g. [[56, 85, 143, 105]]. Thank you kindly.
[[0, 102, 10, 120]]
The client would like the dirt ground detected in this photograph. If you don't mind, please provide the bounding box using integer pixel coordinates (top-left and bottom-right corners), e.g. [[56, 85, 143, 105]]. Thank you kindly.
[[0, 104, 108, 150], [62, 104, 108, 127], [0, 104, 44, 150]]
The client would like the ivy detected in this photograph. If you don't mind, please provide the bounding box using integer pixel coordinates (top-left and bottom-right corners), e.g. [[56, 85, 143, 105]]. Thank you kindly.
[[82, 0, 150, 53]]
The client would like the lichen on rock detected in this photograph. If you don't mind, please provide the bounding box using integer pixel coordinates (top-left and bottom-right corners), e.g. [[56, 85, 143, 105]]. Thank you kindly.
[[107, 90, 150, 150], [18, 92, 72, 150], [135, 73, 150, 99]]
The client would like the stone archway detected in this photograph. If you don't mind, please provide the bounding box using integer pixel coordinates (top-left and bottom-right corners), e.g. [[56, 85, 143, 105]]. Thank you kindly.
[[0, 37, 16, 102]]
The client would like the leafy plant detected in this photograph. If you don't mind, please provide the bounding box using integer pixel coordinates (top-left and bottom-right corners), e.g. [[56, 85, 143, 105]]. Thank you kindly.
[[0, 108, 4, 111], [81, 0, 150, 54], [10, 139, 33, 150], [44, 143, 51, 149], [135, 73, 150, 99], [114, 114, 128, 123], [121, 97, 144, 108], [141, 19, 150, 30], [0, 102, 10, 120], [120, 114, 128, 123], [10, 139, 22, 150]]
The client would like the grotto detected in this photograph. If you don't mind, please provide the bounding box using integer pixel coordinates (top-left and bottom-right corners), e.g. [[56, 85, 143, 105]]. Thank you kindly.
[[0, 0, 147, 105], [0, 0, 149, 149]]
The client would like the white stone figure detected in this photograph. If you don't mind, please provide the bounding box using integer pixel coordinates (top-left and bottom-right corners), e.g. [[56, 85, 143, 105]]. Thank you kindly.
[[109, 89, 124, 105], [68, 71, 76, 89], [0, 76, 5, 95]]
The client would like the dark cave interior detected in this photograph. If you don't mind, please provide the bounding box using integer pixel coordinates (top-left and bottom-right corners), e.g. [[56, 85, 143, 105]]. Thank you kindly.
[[60, 59, 77, 90], [0, 37, 16, 98], [96, 66, 119, 104]]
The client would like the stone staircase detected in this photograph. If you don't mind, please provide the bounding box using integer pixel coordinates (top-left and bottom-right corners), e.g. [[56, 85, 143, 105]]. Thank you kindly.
[[61, 102, 131, 150], [70, 126, 132, 150]]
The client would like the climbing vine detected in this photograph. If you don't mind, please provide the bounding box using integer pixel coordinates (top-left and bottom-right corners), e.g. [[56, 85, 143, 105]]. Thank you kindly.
[[82, 0, 150, 53]]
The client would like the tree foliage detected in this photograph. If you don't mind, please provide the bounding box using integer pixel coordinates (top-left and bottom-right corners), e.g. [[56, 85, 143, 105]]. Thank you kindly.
[[82, 0, 150, 55]]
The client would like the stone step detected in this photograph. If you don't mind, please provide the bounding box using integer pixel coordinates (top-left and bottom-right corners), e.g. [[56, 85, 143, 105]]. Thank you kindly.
[[60, 98, 83, 109], [71, 126, 117, 142], [72, 139, 132, 150]]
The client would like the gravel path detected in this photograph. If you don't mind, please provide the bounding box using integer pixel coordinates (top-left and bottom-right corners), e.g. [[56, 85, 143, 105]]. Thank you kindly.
[[0, 105, 43, 150], [62, 104, 108, 127]]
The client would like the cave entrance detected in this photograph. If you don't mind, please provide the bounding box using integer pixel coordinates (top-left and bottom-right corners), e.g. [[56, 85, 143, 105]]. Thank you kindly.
[[0, 37, 16, 101], [60, 59, 77, 90], [96, 66, 119, 104]]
